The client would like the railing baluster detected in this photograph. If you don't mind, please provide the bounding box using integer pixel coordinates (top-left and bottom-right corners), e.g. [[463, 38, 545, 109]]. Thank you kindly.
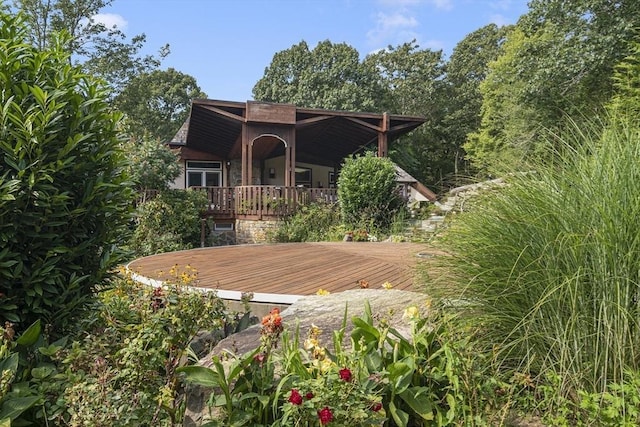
[[196, 185, 337, 219]]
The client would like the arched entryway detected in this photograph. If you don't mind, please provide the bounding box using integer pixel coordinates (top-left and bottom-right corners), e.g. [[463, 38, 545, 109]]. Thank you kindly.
[[251, 133, 289, 185]]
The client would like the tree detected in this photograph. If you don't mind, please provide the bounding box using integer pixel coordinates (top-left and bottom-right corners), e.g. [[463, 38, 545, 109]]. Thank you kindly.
[[467, 0, 640, 172], [252, 40, 384, 111], [124, 137, 181, 194], [0, 13, 134, 334], [337, 152, 404, 231], [443, 24, 511, 179], [365, 41, 451, 189], [115, 68, 206, 142], [11, 0, 169, 97]]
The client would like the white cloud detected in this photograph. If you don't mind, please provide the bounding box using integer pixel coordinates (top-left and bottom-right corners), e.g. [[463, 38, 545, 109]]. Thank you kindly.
[[91, 13, 127, 30], [367, 11, 419, 45]]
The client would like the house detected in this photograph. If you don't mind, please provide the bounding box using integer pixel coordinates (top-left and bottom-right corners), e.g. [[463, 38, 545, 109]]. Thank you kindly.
[[168, 99, 436, 242]]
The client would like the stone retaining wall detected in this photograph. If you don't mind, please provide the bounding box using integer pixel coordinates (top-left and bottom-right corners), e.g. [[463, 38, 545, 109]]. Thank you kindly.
[[235, 219, 279, 244]]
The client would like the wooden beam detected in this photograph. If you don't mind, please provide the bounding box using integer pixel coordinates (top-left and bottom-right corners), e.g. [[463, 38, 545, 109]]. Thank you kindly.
[[296, 115, 333, 128], [200, 104, 245, 122], [344, 116, 380, 132], [388, 121, 422, 133]]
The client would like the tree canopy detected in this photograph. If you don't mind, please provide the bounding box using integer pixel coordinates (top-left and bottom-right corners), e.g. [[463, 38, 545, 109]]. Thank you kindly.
[[115, 68, 206, 142], [466, 0, 640, 173], [252, 40, 384, 112], [10, 0, 170, 97]]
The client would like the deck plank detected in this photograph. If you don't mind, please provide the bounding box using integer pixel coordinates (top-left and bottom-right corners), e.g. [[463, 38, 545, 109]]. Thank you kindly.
[[127, 242, 430, 299]]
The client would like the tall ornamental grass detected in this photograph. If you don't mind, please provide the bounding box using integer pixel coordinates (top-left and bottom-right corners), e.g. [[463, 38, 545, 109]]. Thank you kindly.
[[440, 117, 640, 398]]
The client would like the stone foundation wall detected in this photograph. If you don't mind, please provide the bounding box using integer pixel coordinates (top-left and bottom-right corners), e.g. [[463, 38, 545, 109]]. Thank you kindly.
[[235, 219, 279, 244]]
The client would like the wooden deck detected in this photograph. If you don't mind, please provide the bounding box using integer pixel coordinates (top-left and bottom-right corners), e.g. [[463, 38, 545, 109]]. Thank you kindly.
[[127, 242, 433, 304]]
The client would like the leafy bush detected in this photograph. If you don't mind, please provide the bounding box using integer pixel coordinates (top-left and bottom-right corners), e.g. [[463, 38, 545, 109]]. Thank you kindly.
[[267, 201, 342, 242], [54, 268, 232, 426], [0, 14, 134, 334], [129, 189, 208, 256], [337, 152, 405, 232], [125, 137, 181, 194], [438, 116, 640, 417]]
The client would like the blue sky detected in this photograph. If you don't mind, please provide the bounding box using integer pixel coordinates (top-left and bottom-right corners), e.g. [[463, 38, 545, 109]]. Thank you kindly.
[[99, 0, 530, 101]]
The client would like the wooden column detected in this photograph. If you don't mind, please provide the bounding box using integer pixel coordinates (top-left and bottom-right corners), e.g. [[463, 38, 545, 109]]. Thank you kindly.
[[283, 127, 296, 187], [377, 112, 389, 157], [241, 123, 248, 185]]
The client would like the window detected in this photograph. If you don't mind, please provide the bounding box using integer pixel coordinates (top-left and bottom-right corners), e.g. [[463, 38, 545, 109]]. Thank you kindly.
[[186, 161, 222, 188], [295, 167, 312, 187], [213, 222, 234, 231]]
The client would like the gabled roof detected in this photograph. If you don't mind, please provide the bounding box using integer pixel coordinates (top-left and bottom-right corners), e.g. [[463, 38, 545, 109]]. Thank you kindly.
[[395, 164, 437, 201], [171, 99, 427, 167]]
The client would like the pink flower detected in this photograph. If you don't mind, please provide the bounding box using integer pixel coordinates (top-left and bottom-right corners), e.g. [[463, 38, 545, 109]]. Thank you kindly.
[[318, 406, 333, 425], [305, 391, 314, 400], [370, 402, 383, 412], [339, 367, 352, 382], [253, 353, 265, 364], [288, 389, 303, 405]]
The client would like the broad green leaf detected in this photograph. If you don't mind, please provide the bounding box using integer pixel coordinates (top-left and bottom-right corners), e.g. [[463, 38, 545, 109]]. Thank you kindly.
[[16, 320, 40, 346], [399, 387, 435, 420], [0, 353, 18, 374], [176, 365, 220, 388], [389, 400, 409, 427], [0, 396, 39, 421]]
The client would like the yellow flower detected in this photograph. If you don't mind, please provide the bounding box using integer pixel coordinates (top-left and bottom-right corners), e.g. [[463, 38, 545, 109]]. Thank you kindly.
[[319, 358, 333, 373], [403, 305, 420, 322], [309, 324, 322, 337], [424, 297, 433, 310], [314, 347, 327, 360], [316, 288, 330, 296], [381, 281, 393, 290], [304, 338, 319, 350]]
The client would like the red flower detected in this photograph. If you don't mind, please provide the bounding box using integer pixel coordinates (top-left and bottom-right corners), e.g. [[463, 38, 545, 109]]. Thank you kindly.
[[370, 402, 383, 412], [339, 367, 352, 382], [288, 389, 303, 405], [305, 391, 314, 400], [318, 406, 333, 425], [253, 353, 265, 364]]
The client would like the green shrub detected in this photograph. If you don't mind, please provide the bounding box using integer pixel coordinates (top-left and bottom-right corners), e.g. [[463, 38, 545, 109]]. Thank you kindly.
[[267, 201, 342, 242], [125, 137, 181, 193], [129, 189, 208, 256], [55, 269, 232, 426], [337, 152, 405, 232], [0, 14, 134, 334], [439, 116, 640, 415]]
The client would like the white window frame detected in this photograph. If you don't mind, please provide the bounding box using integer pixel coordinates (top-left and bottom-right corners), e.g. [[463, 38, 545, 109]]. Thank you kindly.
[[186, 161, 223, 188]]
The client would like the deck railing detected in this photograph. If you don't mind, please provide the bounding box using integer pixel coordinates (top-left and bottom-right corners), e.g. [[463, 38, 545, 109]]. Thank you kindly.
[[193, 186, 338, 219]]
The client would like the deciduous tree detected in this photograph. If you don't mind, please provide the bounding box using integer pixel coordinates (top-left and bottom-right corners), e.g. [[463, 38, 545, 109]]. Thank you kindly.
[[116, 68, 206, 142], [252, 40, 383, 112]]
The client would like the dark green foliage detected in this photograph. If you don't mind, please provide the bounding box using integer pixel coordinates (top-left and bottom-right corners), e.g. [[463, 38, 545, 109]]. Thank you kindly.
[[267, 201, 342, 242], [115, 68, 206, 142], [124, 137, 181, 193], [129, 189, 207, 256], [0, 14, 134, 334], [337, 152, 404, 231]]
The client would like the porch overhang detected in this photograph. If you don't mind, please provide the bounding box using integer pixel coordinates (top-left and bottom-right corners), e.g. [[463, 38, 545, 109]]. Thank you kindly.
[[171, 99, 427, 167]]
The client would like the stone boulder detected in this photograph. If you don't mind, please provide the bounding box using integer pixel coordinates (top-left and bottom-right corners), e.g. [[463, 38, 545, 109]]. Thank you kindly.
[[183, 288, 428, 426]]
